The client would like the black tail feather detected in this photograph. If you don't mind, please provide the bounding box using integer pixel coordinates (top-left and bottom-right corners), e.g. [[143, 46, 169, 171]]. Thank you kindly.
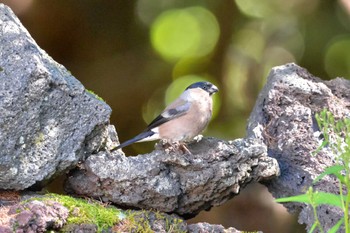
[[112, 130, 155, 151]]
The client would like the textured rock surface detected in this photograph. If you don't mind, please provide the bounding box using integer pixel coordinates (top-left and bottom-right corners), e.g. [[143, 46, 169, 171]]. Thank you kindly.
[[0, 4, 113, 190], [115, 211, 188, 233], [65, 137, 279, 216], [187, 222, 261, 233], [247, 63, 348, 231], [9, 200, 69, 233]]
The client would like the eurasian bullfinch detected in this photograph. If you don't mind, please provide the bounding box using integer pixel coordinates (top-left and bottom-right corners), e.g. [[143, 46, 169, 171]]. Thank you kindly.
[[113, 81, 218, 150]]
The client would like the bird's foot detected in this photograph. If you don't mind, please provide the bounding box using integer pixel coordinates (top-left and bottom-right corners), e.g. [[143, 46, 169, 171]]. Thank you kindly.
[[158, 140, 192, 155], [178, 143, 192, 155], [192, 134, 203, 142]]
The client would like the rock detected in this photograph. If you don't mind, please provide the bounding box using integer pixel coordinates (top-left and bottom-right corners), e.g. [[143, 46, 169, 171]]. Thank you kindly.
[[187, 222, 261, 233], [115, 211, 188, 233], [62, 224, 98, 233], [9, 200, 69, 233], [247, 63, 348, 232], [0, 226, 12, 233], [65, 137, 279, 216], [0, 4, 113, 190]]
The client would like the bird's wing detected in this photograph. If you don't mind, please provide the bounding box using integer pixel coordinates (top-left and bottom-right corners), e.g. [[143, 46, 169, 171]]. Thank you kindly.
[[114, 130, 156, 149], [146, 99, 191, 130]]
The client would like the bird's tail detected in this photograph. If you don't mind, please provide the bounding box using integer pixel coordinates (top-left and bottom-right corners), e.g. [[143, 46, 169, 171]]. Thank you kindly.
[[112, 130, 156, 151]]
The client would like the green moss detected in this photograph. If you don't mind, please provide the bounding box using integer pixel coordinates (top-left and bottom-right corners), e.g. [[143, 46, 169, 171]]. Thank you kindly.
[[30, 194, 121, 233], [25, 194, 186, 233], [86, 89, 105, 102], [34, 132, 45, 145], [122, 210, 186, 233], [124, 211, 154, 233], [0, 67, 3, 72]]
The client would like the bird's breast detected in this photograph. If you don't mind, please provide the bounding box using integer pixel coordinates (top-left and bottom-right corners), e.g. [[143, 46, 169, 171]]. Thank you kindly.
[[158, 95, 213, 142]]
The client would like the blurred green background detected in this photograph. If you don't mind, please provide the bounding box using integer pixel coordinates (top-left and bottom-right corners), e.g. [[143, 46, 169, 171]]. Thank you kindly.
[[2, 0, 350, 232]]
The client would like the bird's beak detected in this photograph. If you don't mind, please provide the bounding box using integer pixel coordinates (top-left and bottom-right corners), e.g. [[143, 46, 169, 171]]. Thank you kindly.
[[209, 84, 219, 95]]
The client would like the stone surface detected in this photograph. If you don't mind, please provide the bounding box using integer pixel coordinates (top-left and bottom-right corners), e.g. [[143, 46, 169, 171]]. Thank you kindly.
[[115, 211, 188, 233], [0, 4, 113, 190], [247, 63, 349, 232], [62, 224, 98, 233], [187, 222, 261, 233], [9, 200, 69, 233], [65, 137, 279, 216]]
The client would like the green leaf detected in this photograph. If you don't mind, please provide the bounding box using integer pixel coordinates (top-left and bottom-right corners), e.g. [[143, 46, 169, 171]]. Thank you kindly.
[[276, 194, 310, 204], [276, 192, 343, 208], [327, 218, 344, 233], [313, 140, 328, 156], [313, 165, 345, 184], [309, 222, 318, 233], [335, 121, 343, 134], [314, 192, 343, 208], [329, 113, 335, 125]]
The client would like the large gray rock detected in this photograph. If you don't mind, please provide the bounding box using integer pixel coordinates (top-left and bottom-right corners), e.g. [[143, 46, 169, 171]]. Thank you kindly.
[[0, 4, 113, 190], [247, 63, 348, 232], [65, 137, 279, 216]]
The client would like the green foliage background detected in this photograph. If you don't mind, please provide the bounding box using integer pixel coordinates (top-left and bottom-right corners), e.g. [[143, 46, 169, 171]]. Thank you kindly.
[[4, 0, 350, 154]]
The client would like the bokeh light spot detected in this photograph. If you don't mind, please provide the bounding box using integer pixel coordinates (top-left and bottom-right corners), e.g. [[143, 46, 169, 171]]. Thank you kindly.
[[150, 7, 220, 62], [136, 0, 174, 26], [235, 0, 276, 18], [325, 36, 350, 78], [233, 29, 265, 62], [151, 9, 200, 61]]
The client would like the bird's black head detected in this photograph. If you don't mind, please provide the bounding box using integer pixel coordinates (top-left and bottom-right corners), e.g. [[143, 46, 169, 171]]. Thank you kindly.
[[185, 81, 219, 95]]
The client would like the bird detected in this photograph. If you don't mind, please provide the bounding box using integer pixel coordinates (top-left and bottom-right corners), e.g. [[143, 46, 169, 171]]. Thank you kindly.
[[113, 81, 219, 152]]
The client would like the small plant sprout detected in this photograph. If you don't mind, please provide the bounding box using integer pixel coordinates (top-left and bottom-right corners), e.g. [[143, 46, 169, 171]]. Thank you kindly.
[[276, 109, 350, 233]]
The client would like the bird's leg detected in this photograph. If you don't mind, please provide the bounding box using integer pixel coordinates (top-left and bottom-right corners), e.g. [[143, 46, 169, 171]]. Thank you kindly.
[[157, 140, 192, 155], [179, 143, 192, 155], [170, 141, 192, 155]]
